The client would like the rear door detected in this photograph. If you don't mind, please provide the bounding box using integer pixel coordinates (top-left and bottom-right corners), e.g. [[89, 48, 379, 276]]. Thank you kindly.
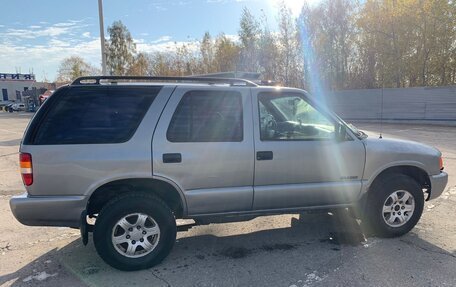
[[152, 86, 254, 216]]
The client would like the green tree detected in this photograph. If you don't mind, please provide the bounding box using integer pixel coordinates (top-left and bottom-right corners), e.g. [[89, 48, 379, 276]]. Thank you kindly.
[[106, 20, 136, 75]]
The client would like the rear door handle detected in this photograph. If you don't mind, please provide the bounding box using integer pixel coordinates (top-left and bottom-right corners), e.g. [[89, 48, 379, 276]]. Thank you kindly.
[[257, 151, 273, 161], [163, 153, 182, 163]]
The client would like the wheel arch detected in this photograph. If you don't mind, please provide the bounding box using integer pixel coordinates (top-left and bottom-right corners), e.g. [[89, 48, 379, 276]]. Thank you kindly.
[[365, 165, 431, 200], [86, 177, 187, 218]]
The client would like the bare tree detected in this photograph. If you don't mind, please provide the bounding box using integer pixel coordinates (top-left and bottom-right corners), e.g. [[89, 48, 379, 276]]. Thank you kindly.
[[238, 7, 261, 72], [128, 52, 151, 76], [56, 56, 99, 83], [200, 32, 216, 74], [215, 34, 240, 72]]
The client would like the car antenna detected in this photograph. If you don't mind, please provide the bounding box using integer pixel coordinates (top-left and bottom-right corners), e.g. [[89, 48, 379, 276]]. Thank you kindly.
[[379, 70, 384, 139], [379, 86, 384, 139]]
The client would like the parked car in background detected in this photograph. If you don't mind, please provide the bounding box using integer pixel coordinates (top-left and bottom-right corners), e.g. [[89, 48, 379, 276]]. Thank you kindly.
[[6, 103, 15, 112], [11, 103, 26, 112], [10, 76, 448, 271], [0, 101, 14, 112]]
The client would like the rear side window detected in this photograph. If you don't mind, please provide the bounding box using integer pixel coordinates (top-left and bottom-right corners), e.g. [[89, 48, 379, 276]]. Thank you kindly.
[[167, 90, 243, 142], [33, 86, 161, 144]]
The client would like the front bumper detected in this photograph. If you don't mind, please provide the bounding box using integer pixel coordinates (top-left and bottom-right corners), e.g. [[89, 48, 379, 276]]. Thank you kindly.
[[9, 193, 86, 228], [429, 171, 448, 200]]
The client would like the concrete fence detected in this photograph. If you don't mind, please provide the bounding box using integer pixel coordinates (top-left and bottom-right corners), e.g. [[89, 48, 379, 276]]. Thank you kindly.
[[327, 86, 456, 121]]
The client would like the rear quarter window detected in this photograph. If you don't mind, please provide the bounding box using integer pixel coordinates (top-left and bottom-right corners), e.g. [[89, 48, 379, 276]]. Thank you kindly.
[[32, 86, 161, 145]]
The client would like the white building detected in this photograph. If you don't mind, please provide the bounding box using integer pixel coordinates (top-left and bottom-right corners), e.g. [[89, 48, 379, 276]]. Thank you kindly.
[[0, 73, 47, 102]]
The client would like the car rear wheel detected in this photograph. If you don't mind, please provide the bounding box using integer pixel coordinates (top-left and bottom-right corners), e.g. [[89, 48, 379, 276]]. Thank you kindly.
[[93, 193, 176, 271], [363, 174, 424, 237]]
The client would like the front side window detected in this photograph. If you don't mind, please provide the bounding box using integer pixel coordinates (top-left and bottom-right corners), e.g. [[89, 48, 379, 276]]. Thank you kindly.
[[167, 90, 243, 142], [258, 92, 335, 141]]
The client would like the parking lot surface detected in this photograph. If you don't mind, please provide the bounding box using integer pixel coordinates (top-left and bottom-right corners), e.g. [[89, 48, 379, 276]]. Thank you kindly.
[[0, 112, 455, 287]]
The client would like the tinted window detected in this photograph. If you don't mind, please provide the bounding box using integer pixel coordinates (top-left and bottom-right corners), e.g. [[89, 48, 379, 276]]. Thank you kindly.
[[34, 86, 160, 144], [167, 90, 243, 142]]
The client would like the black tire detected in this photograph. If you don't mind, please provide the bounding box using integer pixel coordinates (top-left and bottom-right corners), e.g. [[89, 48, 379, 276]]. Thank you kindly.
[[362, 174, 424, 238], [93, 192, 176, 271]]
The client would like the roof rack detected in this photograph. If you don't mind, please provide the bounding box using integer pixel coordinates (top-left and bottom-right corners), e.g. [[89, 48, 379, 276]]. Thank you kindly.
[[189, 72, 279, 86], [190, 72, 261, 81], [71, 76, 258, 87]]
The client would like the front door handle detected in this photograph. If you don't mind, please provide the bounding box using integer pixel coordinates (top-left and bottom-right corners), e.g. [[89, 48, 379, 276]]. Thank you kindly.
[[163, 153, 182, 163], [257, 151, 273, 161]]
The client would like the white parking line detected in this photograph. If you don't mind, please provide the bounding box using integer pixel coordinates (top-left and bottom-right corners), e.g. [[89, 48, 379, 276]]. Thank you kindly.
[[0, 152, 19, 158], [0, 128, 21, 134]]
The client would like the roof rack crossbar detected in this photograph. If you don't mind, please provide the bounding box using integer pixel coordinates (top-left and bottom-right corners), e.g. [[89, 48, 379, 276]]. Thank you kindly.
[[71, 76, 258, 87]]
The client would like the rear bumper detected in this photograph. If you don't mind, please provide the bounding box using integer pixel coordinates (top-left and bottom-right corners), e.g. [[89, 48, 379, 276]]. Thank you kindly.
[[9, 193, 86, 228], [429, 171, 448, 200]]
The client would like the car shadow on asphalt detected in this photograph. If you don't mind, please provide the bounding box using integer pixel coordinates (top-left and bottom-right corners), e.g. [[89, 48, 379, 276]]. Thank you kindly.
[[2, 210, 455, 286], [0, 247, 86, 287]]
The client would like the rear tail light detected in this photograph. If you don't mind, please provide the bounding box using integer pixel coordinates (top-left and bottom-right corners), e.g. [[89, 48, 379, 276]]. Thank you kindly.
[[20, 153, 33, 186]]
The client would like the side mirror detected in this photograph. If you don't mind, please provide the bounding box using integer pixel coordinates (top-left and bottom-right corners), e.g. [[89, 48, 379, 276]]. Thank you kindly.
[[335, 124, 347, 142]]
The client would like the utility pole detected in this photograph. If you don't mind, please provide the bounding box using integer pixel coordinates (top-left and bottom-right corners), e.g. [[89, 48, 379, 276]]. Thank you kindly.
[[98, 0, 107, 75]]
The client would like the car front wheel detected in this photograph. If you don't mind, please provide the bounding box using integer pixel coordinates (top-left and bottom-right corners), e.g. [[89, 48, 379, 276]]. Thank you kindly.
[[363, 174, 424, 237]]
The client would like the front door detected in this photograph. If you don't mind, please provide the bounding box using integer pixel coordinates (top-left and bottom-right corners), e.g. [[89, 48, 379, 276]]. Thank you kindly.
[[153, 86, 254, 216], [252, 89, 365, 210]]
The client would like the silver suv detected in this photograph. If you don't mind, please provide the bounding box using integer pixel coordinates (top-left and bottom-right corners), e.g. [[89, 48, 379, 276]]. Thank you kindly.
[[10, 76, 448, 271]]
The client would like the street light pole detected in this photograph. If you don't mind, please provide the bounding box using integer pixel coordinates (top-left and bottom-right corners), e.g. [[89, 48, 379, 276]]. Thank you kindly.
[[98, 0, 107, 75]]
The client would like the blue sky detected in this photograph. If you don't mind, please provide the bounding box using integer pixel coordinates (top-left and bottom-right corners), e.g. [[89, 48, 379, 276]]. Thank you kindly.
[[0, 0, 316, 81]]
